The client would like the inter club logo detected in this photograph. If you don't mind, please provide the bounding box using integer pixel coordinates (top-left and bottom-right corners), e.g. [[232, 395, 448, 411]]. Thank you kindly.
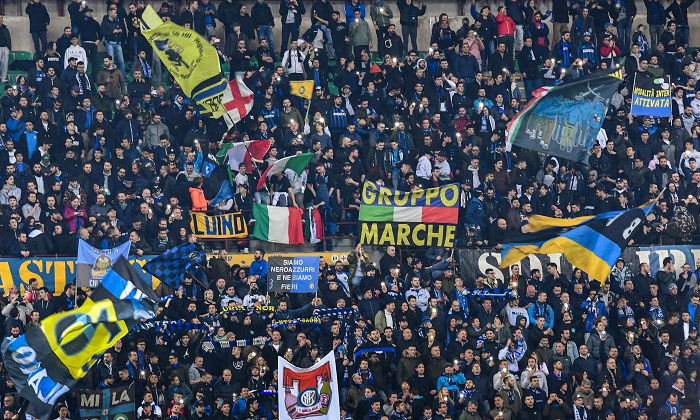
[[282, 361, 332, 418]]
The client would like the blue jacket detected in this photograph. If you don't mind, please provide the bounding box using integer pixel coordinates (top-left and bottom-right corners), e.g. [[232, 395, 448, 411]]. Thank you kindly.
[[437, 372, 466, 393], [527, 302, 555, 329], [6, 118, 26, 142], [453, 53, 480, 80], [465, 197, 487, 231], [345, 1, 366, 22], [250, 258, 269, 281], [644, 0, 666, 25]]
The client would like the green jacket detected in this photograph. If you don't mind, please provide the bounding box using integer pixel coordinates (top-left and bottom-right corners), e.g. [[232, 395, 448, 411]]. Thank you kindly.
[[369, 4, 393, 27]]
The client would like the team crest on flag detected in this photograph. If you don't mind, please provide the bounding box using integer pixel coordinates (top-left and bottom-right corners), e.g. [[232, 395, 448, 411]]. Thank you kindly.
[[278, 352, 339, 420]]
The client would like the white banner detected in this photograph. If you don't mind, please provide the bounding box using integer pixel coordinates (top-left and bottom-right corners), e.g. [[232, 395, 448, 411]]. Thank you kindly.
[[277, 351, 339, 420]]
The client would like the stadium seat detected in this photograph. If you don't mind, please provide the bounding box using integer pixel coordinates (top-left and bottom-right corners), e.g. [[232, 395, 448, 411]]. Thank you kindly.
[[12, 51, 34, 62]]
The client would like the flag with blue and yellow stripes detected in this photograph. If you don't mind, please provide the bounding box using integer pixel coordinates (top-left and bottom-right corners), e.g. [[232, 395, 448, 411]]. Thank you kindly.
[[500, 203, 653, 283]]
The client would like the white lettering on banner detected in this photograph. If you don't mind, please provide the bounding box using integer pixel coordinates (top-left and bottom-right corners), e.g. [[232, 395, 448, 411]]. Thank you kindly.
[[463, 247, 700, 280], [11, 344, 70, 405]]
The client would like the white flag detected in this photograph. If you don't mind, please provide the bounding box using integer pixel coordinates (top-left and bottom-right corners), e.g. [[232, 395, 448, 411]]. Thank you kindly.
[[221, 77, 254, 129], [277, 351, 339, 420]]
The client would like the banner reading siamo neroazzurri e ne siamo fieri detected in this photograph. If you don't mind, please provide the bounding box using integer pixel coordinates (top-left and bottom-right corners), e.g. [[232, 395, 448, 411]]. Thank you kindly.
[[0, 256, 158, 294]]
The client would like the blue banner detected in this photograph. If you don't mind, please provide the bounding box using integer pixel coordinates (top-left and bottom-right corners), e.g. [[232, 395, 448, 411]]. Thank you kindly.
[[631, 75, 671, 117], [77, 239, 132, 288], [268, 256, 320, 293]]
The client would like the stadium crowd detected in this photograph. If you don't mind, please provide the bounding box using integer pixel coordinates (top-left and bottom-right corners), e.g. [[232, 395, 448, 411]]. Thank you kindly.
[[1, 0, 700, 419]]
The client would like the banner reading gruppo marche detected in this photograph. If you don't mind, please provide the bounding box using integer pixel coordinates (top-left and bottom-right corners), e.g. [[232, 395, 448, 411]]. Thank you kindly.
[[359, 181, 459, 247], [0, 256, 158, 294], [631, 74, 672, 117], [190, 211, 248, 239], [459, 245, 700, 281]]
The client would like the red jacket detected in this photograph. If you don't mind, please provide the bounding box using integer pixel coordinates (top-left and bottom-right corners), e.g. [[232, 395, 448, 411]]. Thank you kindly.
[[599, 45, 621, 59], [495, 12, 516, 36]]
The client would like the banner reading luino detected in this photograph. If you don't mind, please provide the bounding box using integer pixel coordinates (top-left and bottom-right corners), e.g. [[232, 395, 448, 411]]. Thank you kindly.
[[190, 211, 248, 239], [359, 181, 459, 247]]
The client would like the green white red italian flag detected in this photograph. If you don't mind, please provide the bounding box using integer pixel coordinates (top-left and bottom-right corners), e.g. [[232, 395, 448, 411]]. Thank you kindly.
[[252, 203, 305, 244], [257, 153, 315, 190]]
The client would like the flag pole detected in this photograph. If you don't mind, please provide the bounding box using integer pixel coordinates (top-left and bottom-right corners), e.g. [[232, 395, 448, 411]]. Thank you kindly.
[[304, 97, 312, 127]]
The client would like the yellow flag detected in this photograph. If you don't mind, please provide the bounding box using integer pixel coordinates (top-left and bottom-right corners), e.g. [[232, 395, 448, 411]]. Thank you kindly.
[[290, 80, 315, 100], [140, 6, 227, 117]]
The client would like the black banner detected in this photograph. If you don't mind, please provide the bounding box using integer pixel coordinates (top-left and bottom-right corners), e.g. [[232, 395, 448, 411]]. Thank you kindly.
[[78, 385, 135, 420], [459, 245, 700, 281]]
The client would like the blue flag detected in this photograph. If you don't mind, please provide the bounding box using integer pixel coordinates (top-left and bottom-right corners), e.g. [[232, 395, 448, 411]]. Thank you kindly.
[[201, 160, 216, 178], [142, 243, 205, 289], [76, 239, 131, 288], [210, 180, 234, 207]]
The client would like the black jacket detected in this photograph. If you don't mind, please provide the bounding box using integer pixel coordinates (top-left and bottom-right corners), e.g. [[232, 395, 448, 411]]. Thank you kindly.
[[279, 0, 306, 26], [218, 0, 242, 31], [251, 1, 275, 28], [25, 2, 51, 33], [101, 16, 126, 43], [0, 24, 11, 50], [396, 0, 426, 27]]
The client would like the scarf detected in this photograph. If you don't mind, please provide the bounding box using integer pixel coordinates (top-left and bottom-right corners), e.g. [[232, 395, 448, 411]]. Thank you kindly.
[[534, 303, 552, 325], [76, 72, 91, 94], [574, 406, 587, 420], [666, 400, 678, 416], [140, 58, 152, 79], [607, 368, 617, 389]]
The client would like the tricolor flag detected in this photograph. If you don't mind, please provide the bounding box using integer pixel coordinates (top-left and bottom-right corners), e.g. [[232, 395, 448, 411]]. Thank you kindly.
[[224, 139, 271, 171], [257, 152, 315, 190], [358, 181, 460, 224], [222, 77, 254, 128], [304, 207, 323, 244], [253, 203, 305, 244]]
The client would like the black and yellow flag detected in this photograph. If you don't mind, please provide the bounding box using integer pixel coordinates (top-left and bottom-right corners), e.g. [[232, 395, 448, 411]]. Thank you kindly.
[[1, 258, 158, 419], [500, 204, 652, 283], [140, 6, 227, 117]]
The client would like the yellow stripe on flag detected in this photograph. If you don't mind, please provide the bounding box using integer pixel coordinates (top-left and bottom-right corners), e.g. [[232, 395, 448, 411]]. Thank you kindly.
[[500, 236, 613, 284], [290, 80, 315, 99], [527, 214, 594, 233]]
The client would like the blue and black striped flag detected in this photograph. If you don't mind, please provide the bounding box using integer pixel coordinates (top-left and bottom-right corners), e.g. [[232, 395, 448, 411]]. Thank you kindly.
[[2, 258, 158, 420], [500, 203, 654, 283], [142, 243, 205, 289]]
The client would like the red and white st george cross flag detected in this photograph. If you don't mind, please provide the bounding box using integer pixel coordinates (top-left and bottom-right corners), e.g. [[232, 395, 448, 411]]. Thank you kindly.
[[222, 77, 254, 128]]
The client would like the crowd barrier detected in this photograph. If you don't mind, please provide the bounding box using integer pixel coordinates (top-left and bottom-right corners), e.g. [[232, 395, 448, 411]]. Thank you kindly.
[[7, 245, 700, 294]]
